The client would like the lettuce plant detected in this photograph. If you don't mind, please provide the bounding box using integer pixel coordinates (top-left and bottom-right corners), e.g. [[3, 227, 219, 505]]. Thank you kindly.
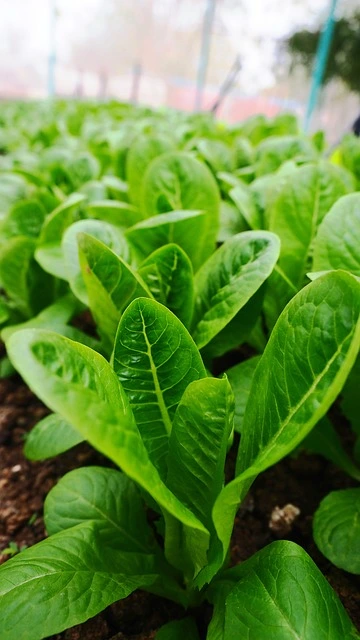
[[292, 194, 360, 577], [1, 270, 359, 639]]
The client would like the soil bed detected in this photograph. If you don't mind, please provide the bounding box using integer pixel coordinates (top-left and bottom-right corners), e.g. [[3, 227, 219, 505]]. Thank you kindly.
[[1, 375, 359, 639]]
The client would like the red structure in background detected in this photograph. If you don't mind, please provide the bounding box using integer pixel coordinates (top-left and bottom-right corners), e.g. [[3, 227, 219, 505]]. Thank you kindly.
[[167, 83, 280, 122]]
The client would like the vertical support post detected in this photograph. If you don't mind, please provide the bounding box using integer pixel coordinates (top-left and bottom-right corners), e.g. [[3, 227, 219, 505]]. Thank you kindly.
[[130, 63, 142, 105], [304, 0, 338, 132], [48, 0, 57, 98], [194, 0, 217, 112]]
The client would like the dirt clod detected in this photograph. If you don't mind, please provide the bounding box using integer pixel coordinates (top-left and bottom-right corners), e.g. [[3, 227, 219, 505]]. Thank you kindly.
[[269, 503, 301, 537]]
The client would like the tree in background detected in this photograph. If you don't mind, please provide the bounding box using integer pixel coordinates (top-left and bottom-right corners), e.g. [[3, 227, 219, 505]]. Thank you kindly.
[[287, 11, 360, 95]]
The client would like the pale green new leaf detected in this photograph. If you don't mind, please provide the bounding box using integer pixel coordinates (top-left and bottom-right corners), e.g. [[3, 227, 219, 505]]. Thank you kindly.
[[192, 231, 280, 349], [314, 489, 360, 574], [112, 298, 206, 476]]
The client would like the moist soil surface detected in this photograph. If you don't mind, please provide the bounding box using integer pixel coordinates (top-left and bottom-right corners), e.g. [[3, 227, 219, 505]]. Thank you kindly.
[[1, 374, 360, 639]]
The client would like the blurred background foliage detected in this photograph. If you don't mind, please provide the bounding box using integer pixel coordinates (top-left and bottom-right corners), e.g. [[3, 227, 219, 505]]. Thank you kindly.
[[0, 0, 360, 140], [287, 11, 360, 95]]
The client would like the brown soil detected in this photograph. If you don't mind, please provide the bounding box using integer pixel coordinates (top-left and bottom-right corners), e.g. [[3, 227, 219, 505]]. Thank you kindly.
[[1, 375, 359, 639]]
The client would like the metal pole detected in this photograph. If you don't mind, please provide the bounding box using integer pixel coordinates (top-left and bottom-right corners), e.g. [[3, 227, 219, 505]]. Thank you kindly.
[[48, 0, 57, 97], [194, 0, 217, 112], [130, 63, 142, 105], [304, 0, 338, 132], [210, 55, 242, 114]]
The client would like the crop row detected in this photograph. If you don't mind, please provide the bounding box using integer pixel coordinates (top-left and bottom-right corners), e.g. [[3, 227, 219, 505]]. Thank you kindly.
[[0, 101, 359, 639]]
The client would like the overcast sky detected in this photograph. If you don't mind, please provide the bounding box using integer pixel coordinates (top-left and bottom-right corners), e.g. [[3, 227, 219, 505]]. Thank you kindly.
[[0, 0, 335, 93]]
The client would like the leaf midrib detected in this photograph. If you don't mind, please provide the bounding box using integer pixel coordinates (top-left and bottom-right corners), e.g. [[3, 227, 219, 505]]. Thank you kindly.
[[243, 328, 354, 471], [139, 308, 173, 435]]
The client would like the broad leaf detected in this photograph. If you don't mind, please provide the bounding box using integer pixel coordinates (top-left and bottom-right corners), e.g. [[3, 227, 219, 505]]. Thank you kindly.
[[229, 183, 261, 230], [203, 285, 266, 359], [138, 244, 194, 327], [126, 133, 175, 207], [126, 209, 210, 272], [112, 298, 206, 476], [35, 193, 86, 278], [206, 271, 360, 579], [45, 466, 155, 552], [87, 200, 143, 229], [141, 151, 220, 263], [1, 199, 46, 239], [192, 231, 280, 349], [265, 162, 351, 327], [1, 294, 80, 342], [167, 376, 234, 528], [7, 329, 207, 537], [225, 356, 261, 433], [313, 193, 360, 277], [78, 233, 151, 350], [0, 237, 54, 318], [0, 522, 157, 640], [255, 135, 316, 176], [164, 377, 234, 580], [63, 219, 130, 304], [197, 138, 235, 174], [24, 413, 84, 461], [1, 294, 102, 353], [313, 488, 360, 574], [0, 172, 28, 219], [219, 541, 360, 640]]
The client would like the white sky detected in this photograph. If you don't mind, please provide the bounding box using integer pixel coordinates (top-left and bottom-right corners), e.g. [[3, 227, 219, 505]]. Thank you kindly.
[[0, 0, 338, 93]]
